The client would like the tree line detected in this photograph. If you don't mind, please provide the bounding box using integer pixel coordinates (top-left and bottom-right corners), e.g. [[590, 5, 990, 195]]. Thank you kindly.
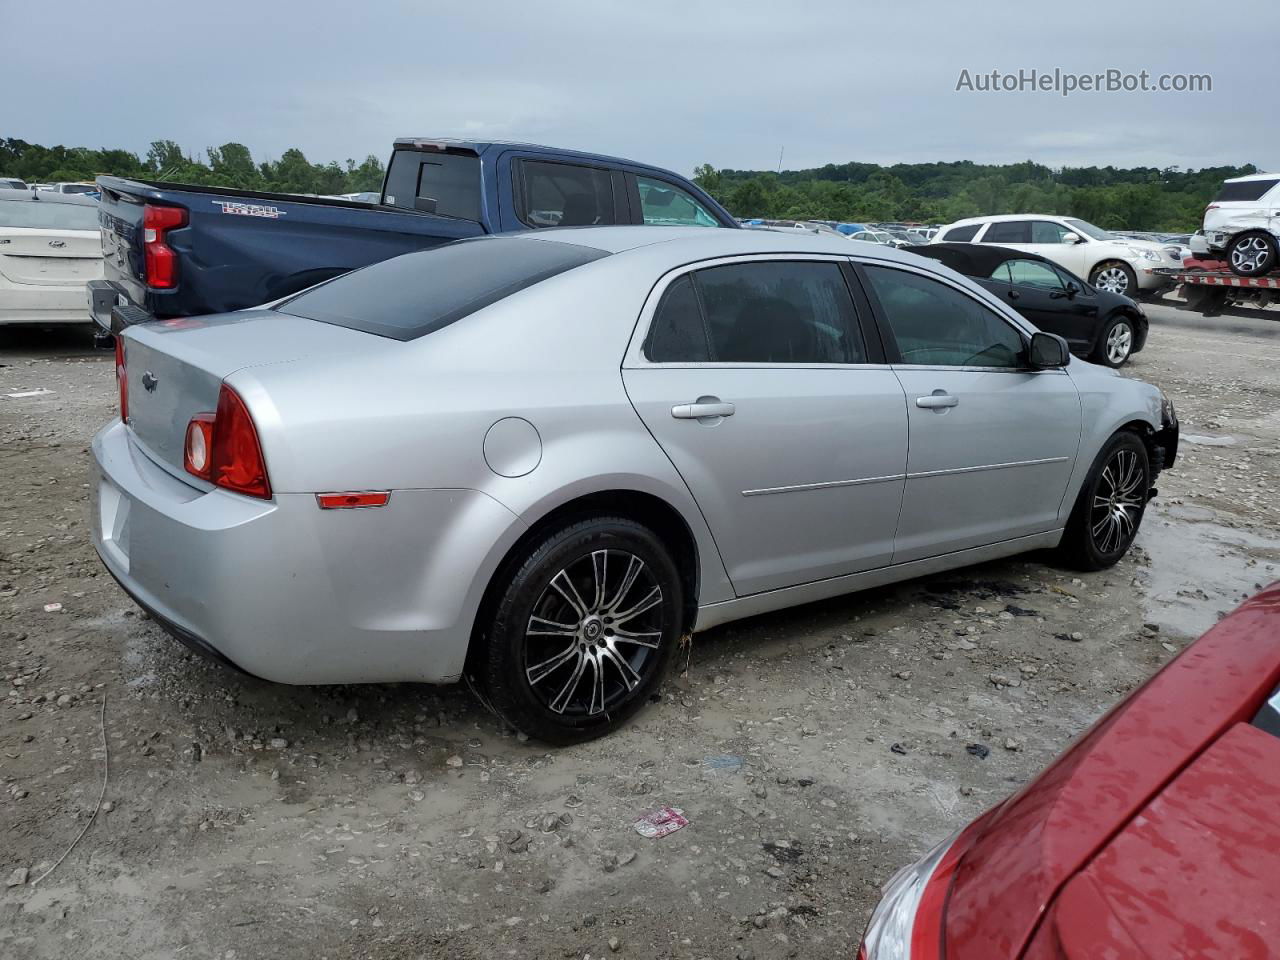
[[1, 137, 1254, 230], [692, 159, 1258, 231], [0, 138, 386, 195]]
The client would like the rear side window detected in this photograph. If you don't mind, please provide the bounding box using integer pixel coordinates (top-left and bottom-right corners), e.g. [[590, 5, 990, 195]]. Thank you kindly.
[[647, 275, 710, 362], [941, 224, 980, 242], [383, 150, 482, 220], [0, 199, 100, 230], [645, 261, 865, 364], [1213, 179, 1279, 202], [518, 160, 616, 228], [277, 237, 607, 340], [982, 221, 1032, 243]]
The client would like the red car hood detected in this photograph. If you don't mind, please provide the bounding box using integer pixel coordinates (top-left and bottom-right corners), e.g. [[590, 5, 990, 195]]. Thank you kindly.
[[1045, 722, 1280, 958], [942, 583, 1280, 960]]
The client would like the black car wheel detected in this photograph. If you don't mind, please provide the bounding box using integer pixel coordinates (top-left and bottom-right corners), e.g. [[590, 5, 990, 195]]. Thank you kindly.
[[1093, 314, 1135, 367], [1058, 432, 1150, 571], [1227, 231, 1279, 277], [475, 516, 682, 745], [1089, 261, 1138, 297]]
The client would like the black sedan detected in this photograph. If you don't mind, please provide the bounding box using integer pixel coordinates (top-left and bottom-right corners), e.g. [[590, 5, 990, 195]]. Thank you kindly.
[[907, 243, 1147, 367]]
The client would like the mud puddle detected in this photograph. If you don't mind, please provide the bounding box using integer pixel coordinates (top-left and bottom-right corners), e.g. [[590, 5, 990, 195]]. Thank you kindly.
[[1136, 503, 1280, 636]]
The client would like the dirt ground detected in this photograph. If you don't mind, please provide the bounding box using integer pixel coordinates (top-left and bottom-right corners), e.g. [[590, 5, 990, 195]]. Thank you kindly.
[[2, 298, 1278, 960]]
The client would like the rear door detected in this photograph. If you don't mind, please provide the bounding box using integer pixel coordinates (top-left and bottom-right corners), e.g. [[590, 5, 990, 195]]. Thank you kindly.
[[857, 260, 1081, 563], [622, 256, 907, 597]]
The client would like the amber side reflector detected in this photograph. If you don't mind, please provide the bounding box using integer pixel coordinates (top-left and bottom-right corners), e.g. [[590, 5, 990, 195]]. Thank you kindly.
[[316, 492, 391, 510]]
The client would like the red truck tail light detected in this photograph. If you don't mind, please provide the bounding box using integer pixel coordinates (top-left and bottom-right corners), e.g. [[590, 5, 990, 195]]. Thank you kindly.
[[143, 203, 187, 290], [183, 385, 271, 499], [114, 336, 128, 422]]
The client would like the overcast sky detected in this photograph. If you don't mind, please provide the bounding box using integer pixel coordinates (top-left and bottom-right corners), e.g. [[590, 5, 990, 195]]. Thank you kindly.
[[2, 0, 1274, 176]]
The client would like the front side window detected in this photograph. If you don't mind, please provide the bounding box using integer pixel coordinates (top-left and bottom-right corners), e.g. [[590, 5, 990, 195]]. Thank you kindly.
[[981, 220, 1032, 244], [1063, 218, 1112, 241], [1031, 220, 1075, 244], [941, 223, 981, 242], [1005, 259, 1065, 290], [863, 265, 1025, 368], [644, 260, 865, 364], [635, 175, 719, 227], [518, 160, 615, 228]]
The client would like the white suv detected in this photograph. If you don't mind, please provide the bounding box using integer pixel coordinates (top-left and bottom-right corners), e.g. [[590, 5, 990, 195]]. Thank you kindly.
[[931, 214, 1182, 297], [1197, 173, 1280, 277]]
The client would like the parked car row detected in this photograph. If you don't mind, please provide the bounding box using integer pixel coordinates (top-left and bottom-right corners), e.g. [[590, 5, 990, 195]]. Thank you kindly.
[[930, 214, 1184, 298]]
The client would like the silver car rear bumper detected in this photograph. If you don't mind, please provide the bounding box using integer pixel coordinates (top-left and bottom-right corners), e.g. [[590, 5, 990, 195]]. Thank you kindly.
[[90, 420, 524, 684]]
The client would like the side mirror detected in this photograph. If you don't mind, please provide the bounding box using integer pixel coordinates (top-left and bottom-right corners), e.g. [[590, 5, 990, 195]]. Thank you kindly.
[[1029, 331, 1070, 369], [1063, 233, 1083, 245]]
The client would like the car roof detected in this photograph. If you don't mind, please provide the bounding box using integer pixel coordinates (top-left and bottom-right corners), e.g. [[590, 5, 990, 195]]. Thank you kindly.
[[392, 137, 689, 174], [0, 187, 98, 206], [1223, 172, 1278, 183], [945, 213, 1069, 226], [906, 241, 1060, 276], [502, 225, 933, 267]]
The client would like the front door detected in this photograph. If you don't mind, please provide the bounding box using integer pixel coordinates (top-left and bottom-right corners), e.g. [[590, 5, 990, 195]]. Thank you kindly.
[[857, 261, 1082, 563], [999, 257, 1100, 350], [622, 257, 908, 596]]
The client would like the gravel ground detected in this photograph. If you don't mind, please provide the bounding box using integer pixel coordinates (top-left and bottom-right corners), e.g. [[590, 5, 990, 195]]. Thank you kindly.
[[2, 297, 1278, 960]]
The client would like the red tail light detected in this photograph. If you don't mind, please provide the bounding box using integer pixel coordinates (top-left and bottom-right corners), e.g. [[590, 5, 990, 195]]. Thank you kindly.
[[143, 203, 186, 290], [183, 384, 271, 499], [114, 336, 128, 422]]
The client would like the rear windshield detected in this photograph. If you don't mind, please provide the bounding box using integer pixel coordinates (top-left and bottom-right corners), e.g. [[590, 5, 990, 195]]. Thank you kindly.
[[382, 149, 482, 220], [0, 198, 100, 230], [1213, 178, 1278, 202], [275, 237, 608, 340]]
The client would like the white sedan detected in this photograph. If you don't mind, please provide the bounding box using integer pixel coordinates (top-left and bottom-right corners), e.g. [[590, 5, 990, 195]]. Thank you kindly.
[[932, 214, 1183, 297], [0, 188, 102, 325]]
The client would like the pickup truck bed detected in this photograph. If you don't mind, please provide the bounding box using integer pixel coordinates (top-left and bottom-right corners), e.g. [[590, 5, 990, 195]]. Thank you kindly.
[[91, 178, 480, 331], [89, 139, 737, 332]]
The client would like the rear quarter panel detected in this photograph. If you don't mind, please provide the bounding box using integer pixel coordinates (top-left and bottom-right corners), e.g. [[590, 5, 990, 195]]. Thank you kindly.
[[235, 253, 735, 607]]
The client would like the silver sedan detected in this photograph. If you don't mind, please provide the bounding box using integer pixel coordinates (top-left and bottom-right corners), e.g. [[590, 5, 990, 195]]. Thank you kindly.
[[92, 228, 1179, 743]]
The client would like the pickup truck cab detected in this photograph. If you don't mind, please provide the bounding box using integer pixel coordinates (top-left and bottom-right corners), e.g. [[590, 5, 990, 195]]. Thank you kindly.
[[89, 139, 736, 332]]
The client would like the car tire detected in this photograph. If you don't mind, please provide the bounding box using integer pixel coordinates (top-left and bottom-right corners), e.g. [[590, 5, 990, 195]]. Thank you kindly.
[[474, 516, 683, 745], [1058, 432, 1150, 571], [1226, 231, 1279, 277], [1093, 314, 1136, 367], [1089, 261, 1138, 297]]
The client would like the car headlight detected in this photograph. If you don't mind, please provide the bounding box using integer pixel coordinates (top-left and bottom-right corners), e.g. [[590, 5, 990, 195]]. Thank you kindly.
[[1126, 246, 1161, 262], [860, 831, 960, 960]]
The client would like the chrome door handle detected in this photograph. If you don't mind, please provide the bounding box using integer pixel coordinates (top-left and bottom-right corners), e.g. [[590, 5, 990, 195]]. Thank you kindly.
[[671, 400, 735, 419], [915, 394, 959, 409]]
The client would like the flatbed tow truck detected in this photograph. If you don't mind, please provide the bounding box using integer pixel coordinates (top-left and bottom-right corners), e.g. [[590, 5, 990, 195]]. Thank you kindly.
[[1158, 257, 1280, 316]]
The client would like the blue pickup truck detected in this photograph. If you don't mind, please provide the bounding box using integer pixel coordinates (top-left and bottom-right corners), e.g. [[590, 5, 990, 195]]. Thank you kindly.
[[88, 138, 736, 332]]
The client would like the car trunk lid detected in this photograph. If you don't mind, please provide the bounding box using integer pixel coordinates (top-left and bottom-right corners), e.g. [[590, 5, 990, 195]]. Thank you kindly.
[[0, 229, 101, 285], [121, 309, 392, 476]]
